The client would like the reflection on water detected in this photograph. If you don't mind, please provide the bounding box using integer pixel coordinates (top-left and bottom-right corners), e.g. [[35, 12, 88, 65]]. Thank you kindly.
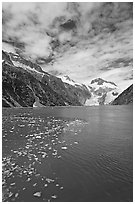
[[2, 106, 133, 202]]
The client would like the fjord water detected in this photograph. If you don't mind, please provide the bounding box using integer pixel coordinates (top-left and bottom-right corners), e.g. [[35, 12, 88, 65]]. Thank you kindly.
[[2, 105, 133, 202]]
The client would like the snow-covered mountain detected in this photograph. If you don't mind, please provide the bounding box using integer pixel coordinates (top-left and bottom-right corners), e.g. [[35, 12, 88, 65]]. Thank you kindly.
[[2, 50, 91, 107], [85, 78, 120, 106], [60, 76, 121, 106]]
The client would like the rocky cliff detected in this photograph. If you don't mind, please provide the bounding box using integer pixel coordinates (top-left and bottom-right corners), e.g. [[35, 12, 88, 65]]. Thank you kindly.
[[2, 50, 91, 107], [111, 84, 133, 105]]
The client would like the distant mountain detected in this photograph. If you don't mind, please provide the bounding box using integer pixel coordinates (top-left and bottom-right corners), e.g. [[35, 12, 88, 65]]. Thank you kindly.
[[111, 84, 133, 105], [85, 78, 119, 105], [2, 50, 91, 107]]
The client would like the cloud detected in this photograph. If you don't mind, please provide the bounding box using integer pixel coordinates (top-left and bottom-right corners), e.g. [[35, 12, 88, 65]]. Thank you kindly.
[[2, 2, 102, 59], [2, 2, 133, 91], [2, 42, 16, 53], [23, 33, 52, 58], [48, 20, 132, 91], [58, 31, 72, 43], [2, 2, 69, 59]]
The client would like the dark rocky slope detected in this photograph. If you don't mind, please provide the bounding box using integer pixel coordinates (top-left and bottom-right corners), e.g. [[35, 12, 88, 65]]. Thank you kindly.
[[2, 50, 91, 107], [111, 84, 133, 105]]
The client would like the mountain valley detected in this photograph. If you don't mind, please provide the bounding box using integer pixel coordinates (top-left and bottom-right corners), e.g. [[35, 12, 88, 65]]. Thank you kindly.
[[2, 50, 133, 108]]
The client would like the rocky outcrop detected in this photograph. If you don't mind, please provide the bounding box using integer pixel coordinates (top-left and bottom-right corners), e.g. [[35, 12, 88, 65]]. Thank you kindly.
[[91, 78, 117, 86], [2, 50, 91, 107], [111, 84, 133, 105]]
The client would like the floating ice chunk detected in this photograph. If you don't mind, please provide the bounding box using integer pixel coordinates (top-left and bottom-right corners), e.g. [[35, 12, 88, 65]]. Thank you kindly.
[[35, 174, 40, 177], [46, 178, 54, 183], [9, 192, 13, 197], [45, 144, 49, 147], [60, 186, 64, 190], [33, 192, 41, 197], [61, 147, 67, 150], [26, 178, 31, 182], [28, 171, 33, 176], [52, 150, 57, 155], [15, 193, 19, 198], [42, 154, 47, 158], [36, 136, 41, 139], [10, 183, 15, 186], [51, 195, 57, 199]]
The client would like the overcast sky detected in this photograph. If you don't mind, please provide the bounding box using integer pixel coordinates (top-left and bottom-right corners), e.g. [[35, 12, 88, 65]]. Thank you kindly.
[[2, 2, 133, 91]]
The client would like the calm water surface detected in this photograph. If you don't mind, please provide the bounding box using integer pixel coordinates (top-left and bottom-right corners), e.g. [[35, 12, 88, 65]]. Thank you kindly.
[[2, 105, 133, 202]]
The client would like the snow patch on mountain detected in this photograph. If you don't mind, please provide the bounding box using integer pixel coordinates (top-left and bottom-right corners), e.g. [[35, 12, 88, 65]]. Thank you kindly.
[[33, 97, 45, 108], [90, 78, 117, 91], [85, 95, 99, 106], [12, 60, 44, 76], [60, 75, 82, 86]]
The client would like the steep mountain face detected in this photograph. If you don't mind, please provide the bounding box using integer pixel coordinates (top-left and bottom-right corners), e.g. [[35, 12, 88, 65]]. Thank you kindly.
[[2, 50, 91, 107], [85, 78, 119, 105], [60, 76, 91, 104], [111, 84, 133, 105]]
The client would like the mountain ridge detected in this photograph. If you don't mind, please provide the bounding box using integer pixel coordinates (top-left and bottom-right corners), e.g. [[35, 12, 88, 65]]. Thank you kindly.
[[2, 50, 91, 107], [111, 84, 133, 105], [2, 50, 132, 107]]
